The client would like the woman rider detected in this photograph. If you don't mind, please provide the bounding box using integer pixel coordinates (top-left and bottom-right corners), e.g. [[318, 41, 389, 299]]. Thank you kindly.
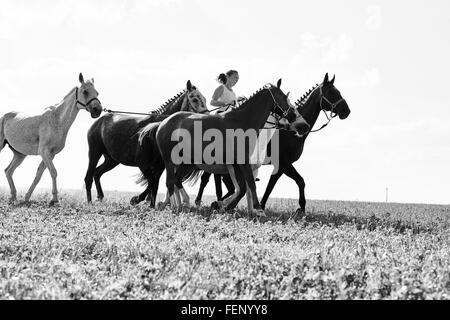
[[210, 70, 246, 113], [196, 70, 245, 205]]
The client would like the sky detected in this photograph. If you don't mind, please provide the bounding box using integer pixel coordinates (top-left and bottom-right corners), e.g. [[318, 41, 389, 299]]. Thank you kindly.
[[0, 0, 449, 205]]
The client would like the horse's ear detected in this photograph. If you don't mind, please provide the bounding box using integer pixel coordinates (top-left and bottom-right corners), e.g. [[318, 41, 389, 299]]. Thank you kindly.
[[330, 74, 335, 85], [79, 73, 85, 84], [323, 73, 329, 84], [186, 80, 193, 91], [277, 79, 282, 88], [91, 78, 95, 84]]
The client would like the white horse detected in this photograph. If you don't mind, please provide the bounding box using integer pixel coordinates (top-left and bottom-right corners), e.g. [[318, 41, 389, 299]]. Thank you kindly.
[[0, 73, 103, 205]]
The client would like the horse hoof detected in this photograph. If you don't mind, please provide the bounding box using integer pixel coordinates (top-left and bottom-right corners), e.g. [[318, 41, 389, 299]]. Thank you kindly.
[[130, 196, 139, 206], [195, 199, 201, 207], [255, 209, 266, 218], [157, 202, 166, 210], [49, 200, 59, 207], [296, 208, 306, 217], [16, 200, 29, 207], [211, 201, 219, 211]]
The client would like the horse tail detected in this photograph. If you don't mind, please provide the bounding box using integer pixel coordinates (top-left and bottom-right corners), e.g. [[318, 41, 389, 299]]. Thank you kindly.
[[0, 115, 6, 152], [138, 121, 160, 146], [182, 167, 204, 187], [135, 172, 148, 187], [135, 122, 165, 189]]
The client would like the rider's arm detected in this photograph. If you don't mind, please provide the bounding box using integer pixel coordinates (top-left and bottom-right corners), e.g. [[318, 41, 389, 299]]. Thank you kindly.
[[210, 86, 228, 107]]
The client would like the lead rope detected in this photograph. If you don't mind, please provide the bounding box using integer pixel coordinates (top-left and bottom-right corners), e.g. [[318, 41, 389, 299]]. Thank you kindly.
[[102, 108, 154, 116]]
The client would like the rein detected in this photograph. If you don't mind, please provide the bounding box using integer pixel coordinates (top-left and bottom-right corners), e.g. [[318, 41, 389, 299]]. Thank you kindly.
[[303, 85, 344, 133], [265, 87, 295, 130]]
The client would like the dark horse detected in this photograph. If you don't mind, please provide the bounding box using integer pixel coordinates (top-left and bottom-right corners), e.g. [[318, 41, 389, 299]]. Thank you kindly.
[[84, 81, 208, 206], [194, 73, 350, 213], [152, 79, 310, 216]]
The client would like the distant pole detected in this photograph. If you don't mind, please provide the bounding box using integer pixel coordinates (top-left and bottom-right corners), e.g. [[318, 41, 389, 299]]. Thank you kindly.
[[385, 187, 389, 203]]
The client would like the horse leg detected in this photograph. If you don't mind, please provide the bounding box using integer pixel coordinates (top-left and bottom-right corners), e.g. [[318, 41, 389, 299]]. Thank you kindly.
[[220, 174, 235, 201], [93, 155, 119, 201], [162, 189, 170, 207], [130, 180, 152, 206], [131, 165, 153, 206], [223, 165, 247, 211], [214, 174, 223, 201], [283, 163, 306, 213], [147, 170, 162, 208], [39, 149, 58, 205], [260, 169, 284, 210], [148, 165, 164, 208], [142, 167, 163, 208], [174, 166, 190, 206], [241, 163, 265, 216], [4, 151, 26, 202], [246, 182, 253, 213], [164, 163, 178, 208], [84, 149, 103, 203], [195, 171, 211, 206], [245, 169, 258, 212], [24, 160, 47, 202], [177, 183, 190, 205]]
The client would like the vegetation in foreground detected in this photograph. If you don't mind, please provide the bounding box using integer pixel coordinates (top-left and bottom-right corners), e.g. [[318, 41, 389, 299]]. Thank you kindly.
[[0, 189, 449, 299]]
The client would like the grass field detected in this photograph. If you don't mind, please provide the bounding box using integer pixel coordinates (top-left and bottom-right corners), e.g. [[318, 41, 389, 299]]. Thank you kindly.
[[0, 189, 449, 300]]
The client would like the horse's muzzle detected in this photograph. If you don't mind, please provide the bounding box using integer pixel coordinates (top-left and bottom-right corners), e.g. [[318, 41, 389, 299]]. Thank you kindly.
[[89, 104, 103, 119]]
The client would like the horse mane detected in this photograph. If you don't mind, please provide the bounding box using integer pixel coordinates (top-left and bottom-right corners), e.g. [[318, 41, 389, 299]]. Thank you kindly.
[[295, 83, 320, 109], [150, 89, 186, 115], [63, 87, 78, 100], [44, 87, 77, 111], [231, 83, 275, 111]]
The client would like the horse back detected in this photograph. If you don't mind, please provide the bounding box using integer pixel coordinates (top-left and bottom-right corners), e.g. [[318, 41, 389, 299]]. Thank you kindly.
[[88, 113, 164, 166]]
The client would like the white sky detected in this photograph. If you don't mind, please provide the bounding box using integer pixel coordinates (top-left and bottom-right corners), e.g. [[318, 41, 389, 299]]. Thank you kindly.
[[1, 0, 449, 204]]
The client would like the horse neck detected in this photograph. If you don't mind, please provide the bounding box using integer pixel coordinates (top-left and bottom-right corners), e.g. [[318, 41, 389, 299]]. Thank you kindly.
[[299, 89, 322, 129], [226, 91, 273, 129], [54, 87, 80, 133], [162, 92, 185, 115]]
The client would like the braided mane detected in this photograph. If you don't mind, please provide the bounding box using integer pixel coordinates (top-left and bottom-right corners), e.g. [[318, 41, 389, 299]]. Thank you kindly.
[[295, 83, 320, 109], [233, 83, 275, 111], [150, 90, 186, 115]]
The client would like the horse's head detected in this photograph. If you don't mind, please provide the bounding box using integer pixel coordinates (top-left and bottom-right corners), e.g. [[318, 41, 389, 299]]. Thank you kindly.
[[320, 73, 350, 120], [267, 79, 310, 136], [181, 80, 209, 113], [78, 73, 103, 118]]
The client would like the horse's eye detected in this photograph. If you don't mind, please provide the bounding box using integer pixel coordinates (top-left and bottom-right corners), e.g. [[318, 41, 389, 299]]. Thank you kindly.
[[82, 90, 89, 96]]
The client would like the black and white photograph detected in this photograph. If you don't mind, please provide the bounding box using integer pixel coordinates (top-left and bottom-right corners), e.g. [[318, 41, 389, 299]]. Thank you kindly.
[[0, 0, 449, 306]]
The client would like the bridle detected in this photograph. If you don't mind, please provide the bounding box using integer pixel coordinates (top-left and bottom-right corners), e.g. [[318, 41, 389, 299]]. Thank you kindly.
[[319, 85, 345, 119], [75, 87, 101, 111], [182, 93, 209, 114], [308, 84, 345, 133], [265, 87, 296, 129]]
